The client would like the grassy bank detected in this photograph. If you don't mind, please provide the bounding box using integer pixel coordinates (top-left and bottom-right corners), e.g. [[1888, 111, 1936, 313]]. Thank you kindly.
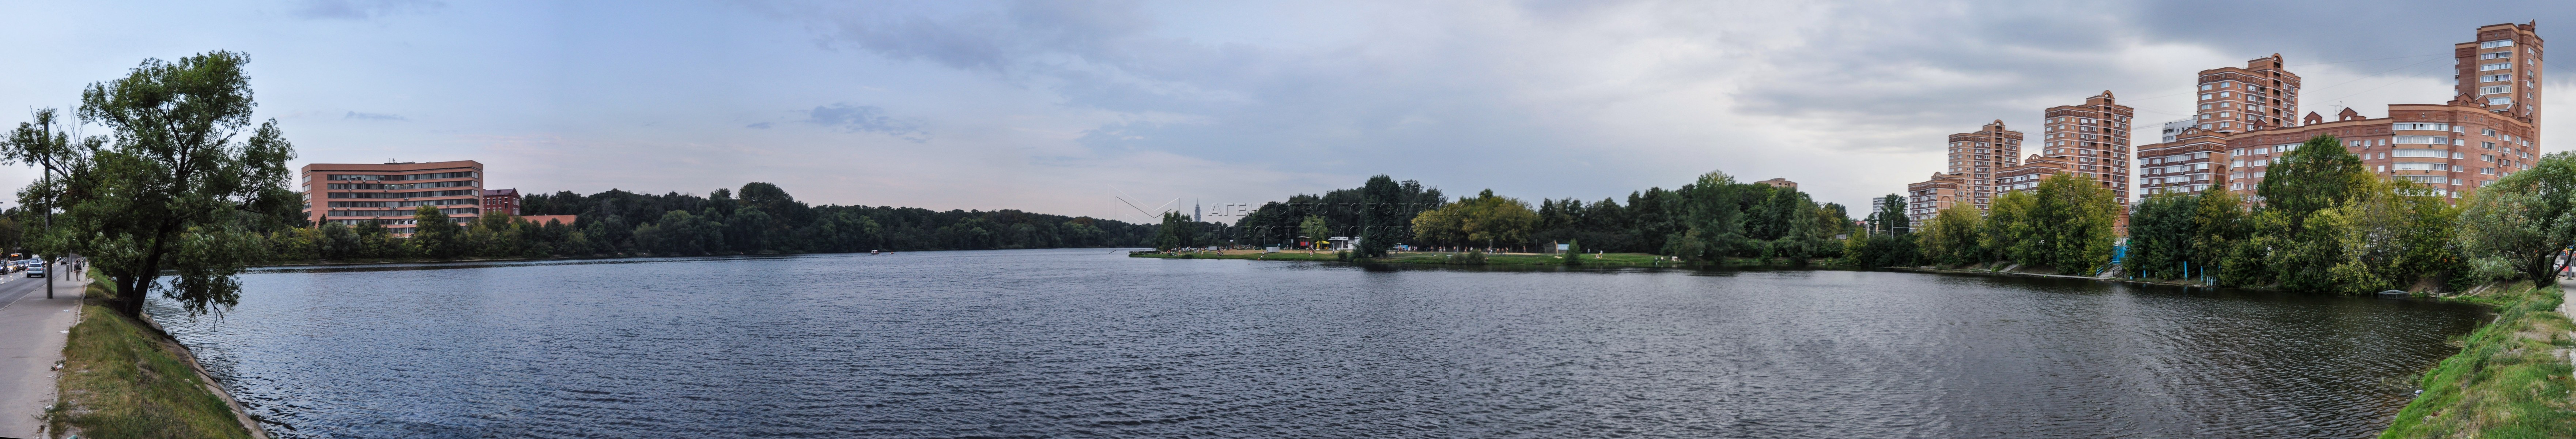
[[1130, 249, 1836, 268], [46, 273, 255, 439], [2379, 282, 2576, 438]]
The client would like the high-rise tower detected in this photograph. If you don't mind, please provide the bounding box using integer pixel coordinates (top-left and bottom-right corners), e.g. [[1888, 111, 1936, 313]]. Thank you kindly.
[[2457, 22, 2543, 139], [2191, 54, 2301, 134], [1943, 120, 2024, 211], [2039, 91, 2135, 209]]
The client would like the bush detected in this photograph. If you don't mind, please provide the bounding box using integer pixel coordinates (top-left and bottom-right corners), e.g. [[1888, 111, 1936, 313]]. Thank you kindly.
[[1448, 250, 1488, 264]]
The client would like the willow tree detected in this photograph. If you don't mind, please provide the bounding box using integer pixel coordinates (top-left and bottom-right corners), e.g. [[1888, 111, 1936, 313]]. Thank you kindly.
[[20, 51, 299, 317]]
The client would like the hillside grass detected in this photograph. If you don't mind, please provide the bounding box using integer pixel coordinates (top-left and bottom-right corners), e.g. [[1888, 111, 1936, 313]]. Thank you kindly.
[[46, 271, 254, 439], [2380, 282, 2576, 438]]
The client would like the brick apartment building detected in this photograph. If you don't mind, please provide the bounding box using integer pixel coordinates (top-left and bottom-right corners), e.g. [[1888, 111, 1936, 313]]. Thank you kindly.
[[1906, 93, 2131, 229], [301, 160, 484, 235], [1912, 22, 2543, 233], [2139, 22, 2542, 201], [1903, 172, 1965, 228], [483, 188, 520, 215], [2035, 91, 2136, 213], [1902, 121, 2025, 227]]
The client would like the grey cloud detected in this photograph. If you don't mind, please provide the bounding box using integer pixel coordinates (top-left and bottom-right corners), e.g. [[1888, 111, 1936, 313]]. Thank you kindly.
[[344, 111, 408, 121], [293, 0, 442, 20], [805, 104, 928, 142], [746, 122, 774, 129], [2120, 1, 2576, 74], [777, 0, 2556, 207]]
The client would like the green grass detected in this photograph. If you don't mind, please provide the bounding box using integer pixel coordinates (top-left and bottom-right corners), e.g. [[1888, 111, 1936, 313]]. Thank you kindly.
[[47, 273, 254, 439], [2379, 282, 2576, 438]]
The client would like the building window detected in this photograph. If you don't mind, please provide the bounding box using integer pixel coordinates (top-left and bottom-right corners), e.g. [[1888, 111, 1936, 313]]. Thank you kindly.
[[2481, 63, 2511, 71], [2481, 74, 2512, 83], [2391, 123, 2451, 131], [2391, 149, 2446, 158], [2482, 40, 2515, 49], [2481, 51, 2513, 60], [2481, 86, 2510, 95]]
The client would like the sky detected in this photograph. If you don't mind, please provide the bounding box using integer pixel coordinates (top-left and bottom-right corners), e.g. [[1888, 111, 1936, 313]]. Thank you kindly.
[[0, 0, 2570, 225]]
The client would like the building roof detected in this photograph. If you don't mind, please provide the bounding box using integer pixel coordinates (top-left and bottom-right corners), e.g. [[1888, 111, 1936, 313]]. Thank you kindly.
[[485, 188, 518, 196]]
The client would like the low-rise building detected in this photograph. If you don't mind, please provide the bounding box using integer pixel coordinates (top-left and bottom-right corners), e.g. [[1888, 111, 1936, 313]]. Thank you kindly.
[[301, 161, 484, 235], [1904, 172, 1966, 228], [483, 188, 521, 215]]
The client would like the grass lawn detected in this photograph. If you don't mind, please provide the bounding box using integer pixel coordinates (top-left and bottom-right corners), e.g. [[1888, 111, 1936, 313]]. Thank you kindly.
[[48, 273, 255, 439], [2379, 282, 2576, 438]]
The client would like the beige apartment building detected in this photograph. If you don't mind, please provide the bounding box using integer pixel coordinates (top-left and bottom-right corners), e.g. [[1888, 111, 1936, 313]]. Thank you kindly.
[[301, 161, 485, 235], [1903, 172, 1965, 228]]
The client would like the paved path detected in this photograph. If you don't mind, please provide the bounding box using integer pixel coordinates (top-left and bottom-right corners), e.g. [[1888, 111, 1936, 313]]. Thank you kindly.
[[0, 266, 82, 439], [2561, 278, 2576, 383]]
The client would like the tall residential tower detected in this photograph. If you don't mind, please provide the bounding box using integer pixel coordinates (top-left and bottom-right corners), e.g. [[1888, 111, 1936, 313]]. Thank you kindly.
[[2192, 54, 2302, 134], [2038, 91, 2135, 210], [1944, 120, 2024, 211]]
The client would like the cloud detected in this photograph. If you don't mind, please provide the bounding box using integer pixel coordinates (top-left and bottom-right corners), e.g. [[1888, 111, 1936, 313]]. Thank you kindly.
[[804, 104, 928, 142], [745, 122, 773, 130], [758, 0, 2573, 211], [343, 111, 407, 121], [292, 0, 441, 20]]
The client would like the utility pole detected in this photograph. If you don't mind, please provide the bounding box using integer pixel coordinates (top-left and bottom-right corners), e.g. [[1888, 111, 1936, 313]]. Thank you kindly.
[[39, 114, 56, 299]]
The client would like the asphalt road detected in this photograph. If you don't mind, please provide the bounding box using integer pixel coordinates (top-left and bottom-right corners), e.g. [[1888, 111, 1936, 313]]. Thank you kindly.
[[0, 267, 80, 439]]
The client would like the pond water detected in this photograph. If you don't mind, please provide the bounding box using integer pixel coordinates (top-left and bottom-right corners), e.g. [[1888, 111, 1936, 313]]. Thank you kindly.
[[151, 248, 2487, 438]]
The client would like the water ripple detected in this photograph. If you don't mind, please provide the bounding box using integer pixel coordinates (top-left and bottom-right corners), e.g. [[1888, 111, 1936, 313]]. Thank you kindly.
[[149, 249, 2485, 438]]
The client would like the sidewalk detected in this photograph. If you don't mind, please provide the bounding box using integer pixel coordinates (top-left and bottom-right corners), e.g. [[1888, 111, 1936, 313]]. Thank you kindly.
[[0, 268, 83, 439]]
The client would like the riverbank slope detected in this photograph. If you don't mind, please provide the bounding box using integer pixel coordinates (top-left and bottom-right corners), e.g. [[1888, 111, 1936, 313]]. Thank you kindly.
[[2377, 282, 2575, 437], [47, 272, 261, 439]]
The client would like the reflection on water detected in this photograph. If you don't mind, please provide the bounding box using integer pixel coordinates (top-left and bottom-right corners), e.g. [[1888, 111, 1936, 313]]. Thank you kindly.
[[152, 249, 2486, 438]]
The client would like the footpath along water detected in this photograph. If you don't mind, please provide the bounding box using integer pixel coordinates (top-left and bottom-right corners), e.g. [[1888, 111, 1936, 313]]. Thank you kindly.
[[151, 249, 2485, 438]]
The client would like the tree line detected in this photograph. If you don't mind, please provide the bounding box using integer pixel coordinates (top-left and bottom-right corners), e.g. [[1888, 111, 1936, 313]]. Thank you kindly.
[[262, 182, 1161, 262], [1193, 172, 1857, 262]]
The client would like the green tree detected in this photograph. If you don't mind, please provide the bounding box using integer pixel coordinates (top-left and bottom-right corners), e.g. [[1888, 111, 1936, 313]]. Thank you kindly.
[[2459, 151, 2576, 285], [14, 52, 299, 317], [1153, 210, 1193, 251], [1983, 190, 2035, 266], [2190, 188, 2250, 284], [1672, 172, 1750, 259], [411, 206, 465, 259], [1356, 175, 1402, 258], [1299, 214, 1330, 250], [1457, 190, 1537, 252], [2126, 192, 2200, 279], [1916, 204, 1984, 267], [2028, 174, 2118, 274], [2250, 135, 2373, 292]]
